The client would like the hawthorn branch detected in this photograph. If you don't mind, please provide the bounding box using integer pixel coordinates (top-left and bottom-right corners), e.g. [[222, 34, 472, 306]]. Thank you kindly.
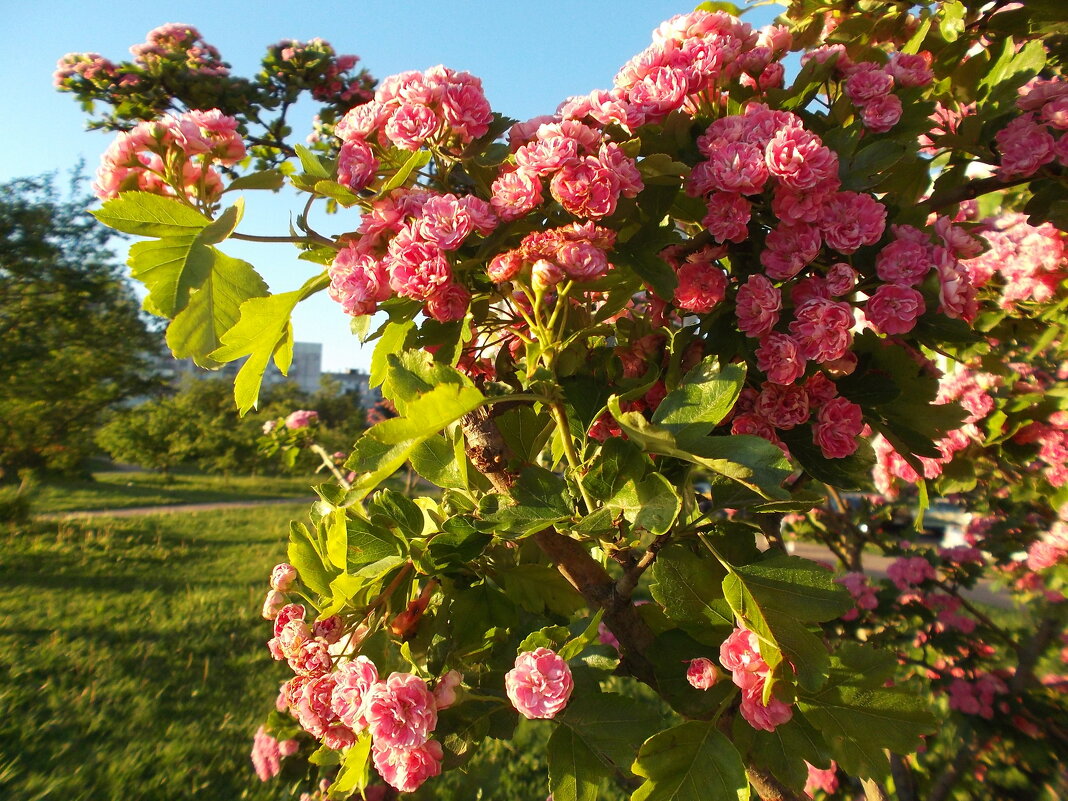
[[918, 173, 1038, 213]]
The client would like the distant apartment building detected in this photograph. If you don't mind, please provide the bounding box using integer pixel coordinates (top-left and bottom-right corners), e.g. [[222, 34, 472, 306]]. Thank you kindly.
[[322, 368, 382, 407], [170, 342, 323, 396], [168, 343, 382, 407]]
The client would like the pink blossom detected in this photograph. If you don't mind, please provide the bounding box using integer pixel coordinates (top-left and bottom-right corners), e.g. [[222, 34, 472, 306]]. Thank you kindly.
[[505, 648, 574, 720], [888, 52, 933, 88], [337, 138, 378, 191], [491, 168, 543, 221], [771, 179, 840, 224], [756, 333, 806, 385], [531, 258, 565, 290], [937, 254, 978, 322], [674, 261, 728, 313], [887, 556, 937, 590], [332, 656, 380, 731], [804, 761, 839, 797], [686, 658, 721, 690], [598, 143, 644, 198], [425, 282, 471, 322], [865, 284, 926, 335], [550, 157, 620, 219], [791, 277, 830, 308], [296, 673, 340, 738], [789, 298, 854, 363], [372, 740, 444, 793], [703, 192, 752, 243], [251, 726, 284, 781], [386, 235, 452, 300], [756, 383, 810, 429], [270, 563, 297, 592], [825, 262, 857, 296], [761, 222, 822, 280], [416, 194, 475, 251], [706, 142, 770, 195], [557, 240, 610, 281], [385, 103, 439, 150], [765, 127, 839, 191], [515, 134, 579, 176], [433, 670, 463, 710], [736, 275, 781, 337], [440, 79, 493, 143], [313, 615, 343, 644], [262, 590, 286, 620], [289, 638, 332, 677], [488, 250, 524, 283], [329, 245, 392, 317], [836, 572, 878, 620], [1042, 96, 1068, 130], [273, 603, 306, 637], [876, 237, 933, 286], [739, 684, 794, 731], [819, 192, 886, 254], [806, 372, 838, 407], [813, 397, 864, 458], [719, 627, 766, 676], [846, 64, 894, 106], [862, 93, 903, 133], [996, 114, 1055, 178], [365, 673, 439, 748], [285, 409, 319, 430]]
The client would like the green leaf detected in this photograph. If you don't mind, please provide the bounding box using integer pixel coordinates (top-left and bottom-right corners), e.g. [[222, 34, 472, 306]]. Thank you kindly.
[[734, 716, 831, 793], [210, 272, 329, 413], [609, 397, 791, 500], [608, 473, 681, 536], [427, 516, 489, 570], [652, 359, 746, 437], [381, 149, 432, 193], [632, 722, 750, 801], [127, 235, 214, 318], [728, 554, 853, 624], [345, 517, 405, 571], [559, 692, 661, 770], [779, 429, 876, 492], [370, 320, 416, 389], [410, 432, 468, 490], [289, 521, 334, 598], [483, 465, 574, 535], [501, 565, 585, 617], [295, 144, 331, 179], [558, 610, 605, 662], [328, 732, 372, 799], [225, 169, 286, 192], [345, 384, 485, 495], [649, 544, 733, 628], [548, 725, 612, 801], [583, 438, 647, 503], [166, 249, 269, 368], [798, 685, 935, 780], [92, 191, 210, 237], [368, 489, 425, 538]]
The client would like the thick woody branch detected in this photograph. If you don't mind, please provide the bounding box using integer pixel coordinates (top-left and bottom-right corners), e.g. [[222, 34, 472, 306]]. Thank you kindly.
[[918, 172, 1036, 213], [745, 766, 806, 801]]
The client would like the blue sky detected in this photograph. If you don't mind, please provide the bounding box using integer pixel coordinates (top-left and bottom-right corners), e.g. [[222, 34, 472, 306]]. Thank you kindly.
[[3, 0, 780, 373]]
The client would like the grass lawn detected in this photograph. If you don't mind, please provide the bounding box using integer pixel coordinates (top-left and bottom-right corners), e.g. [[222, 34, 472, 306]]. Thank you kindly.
[[33, 471, 316, 513], [0, 504, 308, 800]]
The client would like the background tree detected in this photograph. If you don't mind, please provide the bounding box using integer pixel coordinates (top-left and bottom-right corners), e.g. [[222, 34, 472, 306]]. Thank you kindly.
[[0, 172, 162, 477]]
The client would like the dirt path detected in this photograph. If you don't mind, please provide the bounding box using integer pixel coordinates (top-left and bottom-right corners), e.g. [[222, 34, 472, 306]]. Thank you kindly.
[[41, 497, 311, 520]]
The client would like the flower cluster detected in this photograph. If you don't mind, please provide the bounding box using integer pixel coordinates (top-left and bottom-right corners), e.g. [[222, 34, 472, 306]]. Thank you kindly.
[[504, 648, 574, 720], [964, 212, 1066, 310], [996, 77, 1068, 178], [93, 108, 244, 203], [719, 626, 793, 731], [334, 64, 493, 159], [258, 559, 459, 794], [263, 38, 374, 107], [129, 23, 229, 77], [250, 725, 298, 781]]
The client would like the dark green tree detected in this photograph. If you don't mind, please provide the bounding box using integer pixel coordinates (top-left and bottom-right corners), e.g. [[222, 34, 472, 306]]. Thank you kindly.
[[0, 172, 162, 476]]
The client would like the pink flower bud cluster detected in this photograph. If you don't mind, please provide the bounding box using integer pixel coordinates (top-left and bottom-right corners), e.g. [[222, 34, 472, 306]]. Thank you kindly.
[[1025, 522, 1068, 571], [719, 627, 793, 731], [490, 222, 618, 290], [334, 64, 492, 158], [268, 39, 374, 107], [53, 52, 118, 88], [130, 23, 229, 77], [250, 725, 298, 782], [886, 556, 938, 591], [505, 648, 574, 719], [94, 109, 245, 202], [996, 78, 1068, 178]]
